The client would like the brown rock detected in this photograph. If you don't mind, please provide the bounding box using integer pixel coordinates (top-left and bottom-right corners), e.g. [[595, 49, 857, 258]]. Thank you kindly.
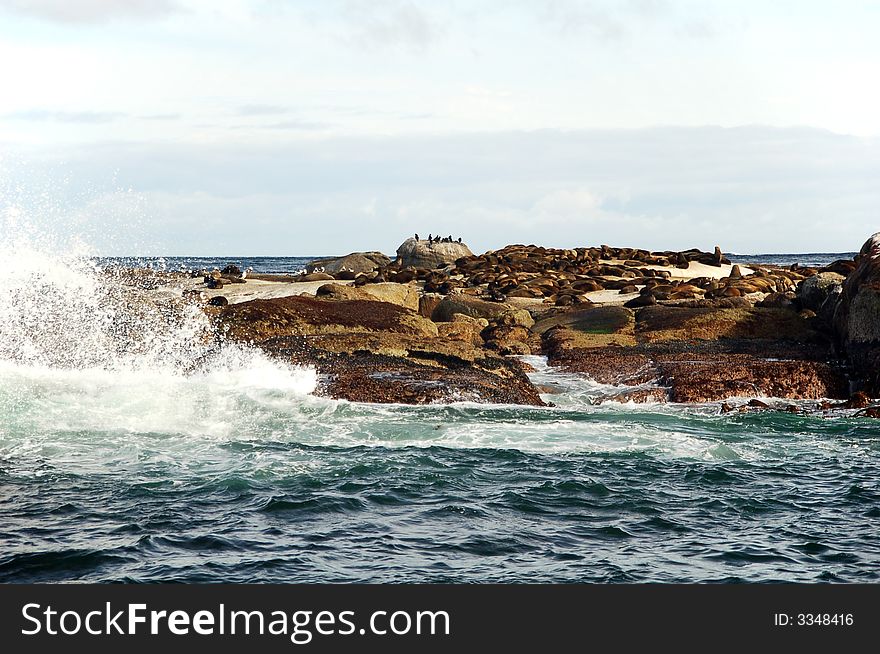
[[215, 295, 439, 343]]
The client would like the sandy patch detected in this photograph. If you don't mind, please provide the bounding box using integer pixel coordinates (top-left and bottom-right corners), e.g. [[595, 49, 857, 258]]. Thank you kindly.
[[183, 278, 349, 305]]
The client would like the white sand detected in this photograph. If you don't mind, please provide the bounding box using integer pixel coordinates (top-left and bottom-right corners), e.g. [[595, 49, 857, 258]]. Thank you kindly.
[[606, 259, 752, 280], [183, 278, 347, 305]]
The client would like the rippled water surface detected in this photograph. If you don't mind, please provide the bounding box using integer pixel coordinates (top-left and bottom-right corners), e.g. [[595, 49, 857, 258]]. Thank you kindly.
[[2, 354, 879, 583]]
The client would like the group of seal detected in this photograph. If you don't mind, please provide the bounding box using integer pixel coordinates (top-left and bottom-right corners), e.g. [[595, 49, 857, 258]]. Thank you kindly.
[[416, 233, 462, 245], [191, 239, 860, 317]]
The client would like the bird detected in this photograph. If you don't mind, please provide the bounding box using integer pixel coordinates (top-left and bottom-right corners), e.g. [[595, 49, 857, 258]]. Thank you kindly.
[[241, 266, 252, 280], [415, 233, 419, 241]]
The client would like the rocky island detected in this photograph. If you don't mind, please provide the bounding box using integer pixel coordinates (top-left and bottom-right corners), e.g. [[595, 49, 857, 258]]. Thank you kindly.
[[124, 233, 880, 417]]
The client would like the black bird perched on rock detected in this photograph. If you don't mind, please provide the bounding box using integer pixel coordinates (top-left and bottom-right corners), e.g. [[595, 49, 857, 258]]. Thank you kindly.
[[415, 233, 419, 241], [428, 234, 432, 242], [457, 237, 462, 243]]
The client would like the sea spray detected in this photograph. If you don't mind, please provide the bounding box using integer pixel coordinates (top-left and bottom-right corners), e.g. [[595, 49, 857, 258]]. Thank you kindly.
[[0, 206, 317, 418]]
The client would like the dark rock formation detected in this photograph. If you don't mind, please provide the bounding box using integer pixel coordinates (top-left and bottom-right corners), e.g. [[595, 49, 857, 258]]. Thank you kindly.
[[543, 304, 848, 403], [833, 232, 880, 395]]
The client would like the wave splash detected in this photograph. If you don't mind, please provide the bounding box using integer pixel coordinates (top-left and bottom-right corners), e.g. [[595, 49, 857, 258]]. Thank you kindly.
[[0, 207, 317, 432]]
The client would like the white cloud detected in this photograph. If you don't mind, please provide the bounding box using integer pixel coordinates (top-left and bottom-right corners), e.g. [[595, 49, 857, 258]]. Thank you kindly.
[[337, 0, 444, 51], [5, 109, 126, 123], [0, 0, 179, 23]]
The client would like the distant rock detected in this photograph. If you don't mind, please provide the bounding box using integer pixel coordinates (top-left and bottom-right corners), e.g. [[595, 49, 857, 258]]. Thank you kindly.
[[395, 237, 473, 269], [306, 252, 390, 276]]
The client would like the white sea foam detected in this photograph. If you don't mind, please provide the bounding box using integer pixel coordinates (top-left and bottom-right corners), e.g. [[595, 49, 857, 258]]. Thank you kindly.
[[0, 208, 318, 451]]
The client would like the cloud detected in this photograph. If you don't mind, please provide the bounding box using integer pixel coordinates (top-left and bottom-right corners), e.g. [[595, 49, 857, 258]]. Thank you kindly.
[[535, 0, 725, 40], [339, 0, 443, 51], [0, 0, 179, 23], [139, 113, 181, 121], [5, 126, 878, 256], [261, 120, 330, 130], [236, 104, 291, 117], [4, 109, 126, 123]]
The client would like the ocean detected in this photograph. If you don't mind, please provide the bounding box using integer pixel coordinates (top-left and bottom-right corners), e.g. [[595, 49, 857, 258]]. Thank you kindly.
[[94, 252, 858, 276], [1, 243, 878, 583]]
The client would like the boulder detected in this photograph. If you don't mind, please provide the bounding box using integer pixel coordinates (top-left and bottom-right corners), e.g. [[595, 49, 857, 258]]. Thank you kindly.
[[432, 295, 531, 327], [532, 305, 634, 336], [316, 282, 420, 312], [798, 272, 845, 312], [306, 252, 390, 276], [395, 237, 473, 269], [437, 320, 484, 346], [215, 295, 438, 342], [418, 293, 444, 319], [834, 233, 880, 394]]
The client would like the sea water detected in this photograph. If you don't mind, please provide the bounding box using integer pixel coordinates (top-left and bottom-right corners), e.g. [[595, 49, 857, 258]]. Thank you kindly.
[[1, 224, 878, 582]]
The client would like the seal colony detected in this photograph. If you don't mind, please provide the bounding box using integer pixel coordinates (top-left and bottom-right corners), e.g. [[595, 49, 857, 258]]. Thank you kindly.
[[116, 233, 880, 417]]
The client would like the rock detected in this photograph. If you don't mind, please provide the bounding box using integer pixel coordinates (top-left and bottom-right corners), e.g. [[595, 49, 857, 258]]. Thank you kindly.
[[833, 233, 880, 395], [842, 391, 872, 409], [418, 294, 444, 319], [532, 305, 634, 337], [262, 334, 544, 406], [482, 324, 532, 355], [635, 306, 820, 343], [315, 282, 419, 311], [432, 295, 521, 323], [542, 302, 848, 404], [798, 272, 845, 312], [438, 320, 484, 346], [395, 237, 473, 269], [215, 295, 438, 342], [452, 313, 489, 328], [207, 296, 228, 307], [221, 264, 242, 276], [306, 252, 390, 276]]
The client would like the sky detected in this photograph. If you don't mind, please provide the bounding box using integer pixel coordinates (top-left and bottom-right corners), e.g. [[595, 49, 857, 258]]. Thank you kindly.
[[0, 0, 878, 255]]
